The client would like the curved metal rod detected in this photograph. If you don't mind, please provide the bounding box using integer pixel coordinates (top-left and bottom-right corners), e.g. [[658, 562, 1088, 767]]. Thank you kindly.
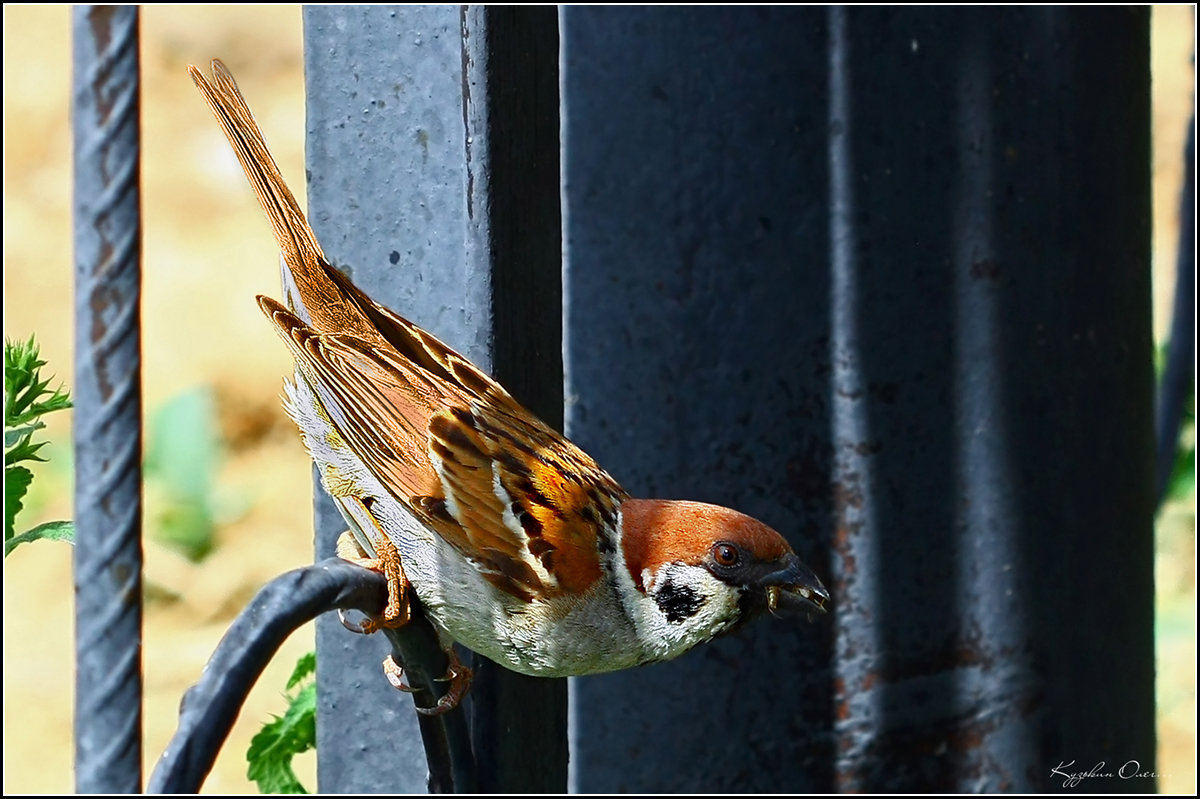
[[146, 558, 475, 793]]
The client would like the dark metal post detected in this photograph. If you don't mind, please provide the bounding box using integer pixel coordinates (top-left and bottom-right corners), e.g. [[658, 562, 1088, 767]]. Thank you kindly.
[[303, 6, 564, 791], [460, 7, 568, 793], [71, 5, 143, 793], [560, 8, 836, 791], [562, 6, 1154, 792]]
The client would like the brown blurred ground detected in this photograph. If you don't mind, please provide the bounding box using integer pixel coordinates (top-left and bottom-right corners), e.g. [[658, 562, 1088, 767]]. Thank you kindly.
[[3, 6, 316, 793], [2, 5, 1194, 794]]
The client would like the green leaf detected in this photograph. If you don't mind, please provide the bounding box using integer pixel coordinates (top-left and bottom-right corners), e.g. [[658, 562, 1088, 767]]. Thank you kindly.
[[5, 520, 74, 557], [5, 336, 70, 430], [4, 335, 73, 552], [4, 336, 42, 421], [5, 465, 33, 541], [5, 433, 48, 468], [6, 422, 43, 450], [247, 681, 316, 794], [286, 651, 317, 691]]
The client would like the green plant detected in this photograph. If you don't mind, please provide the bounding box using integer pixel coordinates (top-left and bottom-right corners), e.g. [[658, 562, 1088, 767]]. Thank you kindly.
[[145, 387, 223, 561], [1155, 344, 1196, 504], [1165, 380, 1195, 503], [5, 336, 73, 556], [247, 651, 317, 794]]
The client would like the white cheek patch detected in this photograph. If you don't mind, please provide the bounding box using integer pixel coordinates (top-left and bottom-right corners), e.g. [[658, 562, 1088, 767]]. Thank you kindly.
[[645, 562, 742, 636]]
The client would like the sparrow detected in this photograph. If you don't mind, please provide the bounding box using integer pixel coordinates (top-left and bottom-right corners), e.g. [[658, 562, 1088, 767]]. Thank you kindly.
[[190, 59, 829, 715]]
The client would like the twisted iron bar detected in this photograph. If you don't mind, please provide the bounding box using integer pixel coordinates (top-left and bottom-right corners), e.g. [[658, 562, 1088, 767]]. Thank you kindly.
[[72, 5, 143, 793]]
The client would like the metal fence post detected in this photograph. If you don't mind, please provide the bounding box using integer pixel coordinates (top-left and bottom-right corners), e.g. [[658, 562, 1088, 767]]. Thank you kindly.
[[71, 5, 143, 793], [562, 6, 1154, 791], [459, 7, 568, 793], [561, 8, 837, 791], [303, 6, 564, 791]]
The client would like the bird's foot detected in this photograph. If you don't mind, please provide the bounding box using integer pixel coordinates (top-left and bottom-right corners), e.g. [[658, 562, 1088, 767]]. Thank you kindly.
[[382, 648, 473, 716], [335, 528, 412, 632]]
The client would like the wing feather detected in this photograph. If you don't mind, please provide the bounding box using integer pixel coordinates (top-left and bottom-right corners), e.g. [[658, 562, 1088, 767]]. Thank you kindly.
[[259, 296, 624, 601]]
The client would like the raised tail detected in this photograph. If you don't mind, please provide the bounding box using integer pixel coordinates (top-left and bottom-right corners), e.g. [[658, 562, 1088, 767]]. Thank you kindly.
[[189, 59, 379, 341]]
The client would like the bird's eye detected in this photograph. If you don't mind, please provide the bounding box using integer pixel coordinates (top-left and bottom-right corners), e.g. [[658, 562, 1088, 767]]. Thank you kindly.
[[712, 542, 740, 567]]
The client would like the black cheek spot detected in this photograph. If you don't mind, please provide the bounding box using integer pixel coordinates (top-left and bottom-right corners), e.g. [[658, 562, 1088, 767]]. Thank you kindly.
[[653, 577, 705, 624]]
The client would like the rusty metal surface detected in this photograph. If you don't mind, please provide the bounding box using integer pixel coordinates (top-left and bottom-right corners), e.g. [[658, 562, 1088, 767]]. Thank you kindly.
[[71, 5, 144, 793], [825, 8, 1154, 791], [563, 5, 1154, 792]]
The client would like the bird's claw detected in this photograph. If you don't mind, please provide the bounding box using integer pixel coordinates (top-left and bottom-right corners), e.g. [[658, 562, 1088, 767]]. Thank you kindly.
[[337, 608, 374, 634], [381, 650, 473, 716], [383, 654, 421, 693]]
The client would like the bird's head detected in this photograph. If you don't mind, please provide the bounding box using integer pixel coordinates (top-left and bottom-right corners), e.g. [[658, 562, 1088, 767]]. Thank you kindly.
[[616, 499, 829, 661]]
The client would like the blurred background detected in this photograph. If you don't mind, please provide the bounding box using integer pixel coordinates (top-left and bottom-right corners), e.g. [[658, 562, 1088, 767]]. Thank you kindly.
[[2, 5, 1193, 793]]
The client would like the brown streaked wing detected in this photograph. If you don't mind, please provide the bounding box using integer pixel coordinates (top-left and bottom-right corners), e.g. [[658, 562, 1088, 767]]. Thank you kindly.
[[261, 296, 626, 601], [428, 405, 627, 598], [260, 296, 443, 504], [319, 263, 526, 416]]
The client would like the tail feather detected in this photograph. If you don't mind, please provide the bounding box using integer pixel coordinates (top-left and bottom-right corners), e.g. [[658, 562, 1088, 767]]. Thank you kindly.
[[189, 59, 378, 342]]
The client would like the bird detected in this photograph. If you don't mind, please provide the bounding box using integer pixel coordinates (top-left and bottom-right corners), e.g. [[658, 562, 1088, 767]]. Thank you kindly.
[[189, 59, 829, 715]]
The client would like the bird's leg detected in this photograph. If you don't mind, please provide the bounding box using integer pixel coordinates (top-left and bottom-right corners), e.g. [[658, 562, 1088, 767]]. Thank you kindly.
[[382, 647, 473, 716], [334, 495, 411, 631]]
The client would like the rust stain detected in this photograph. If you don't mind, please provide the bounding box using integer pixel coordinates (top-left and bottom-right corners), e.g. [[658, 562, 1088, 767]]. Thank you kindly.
[[831, 515, 860, 577], [89, 6, 115, 50], [88, 278, 117, 399], [88, 6, 128, 121], [832, 677, 851, 721]]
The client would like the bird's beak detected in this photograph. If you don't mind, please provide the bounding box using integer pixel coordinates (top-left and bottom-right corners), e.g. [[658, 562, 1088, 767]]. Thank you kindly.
[[761, 554, 830, 618]]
